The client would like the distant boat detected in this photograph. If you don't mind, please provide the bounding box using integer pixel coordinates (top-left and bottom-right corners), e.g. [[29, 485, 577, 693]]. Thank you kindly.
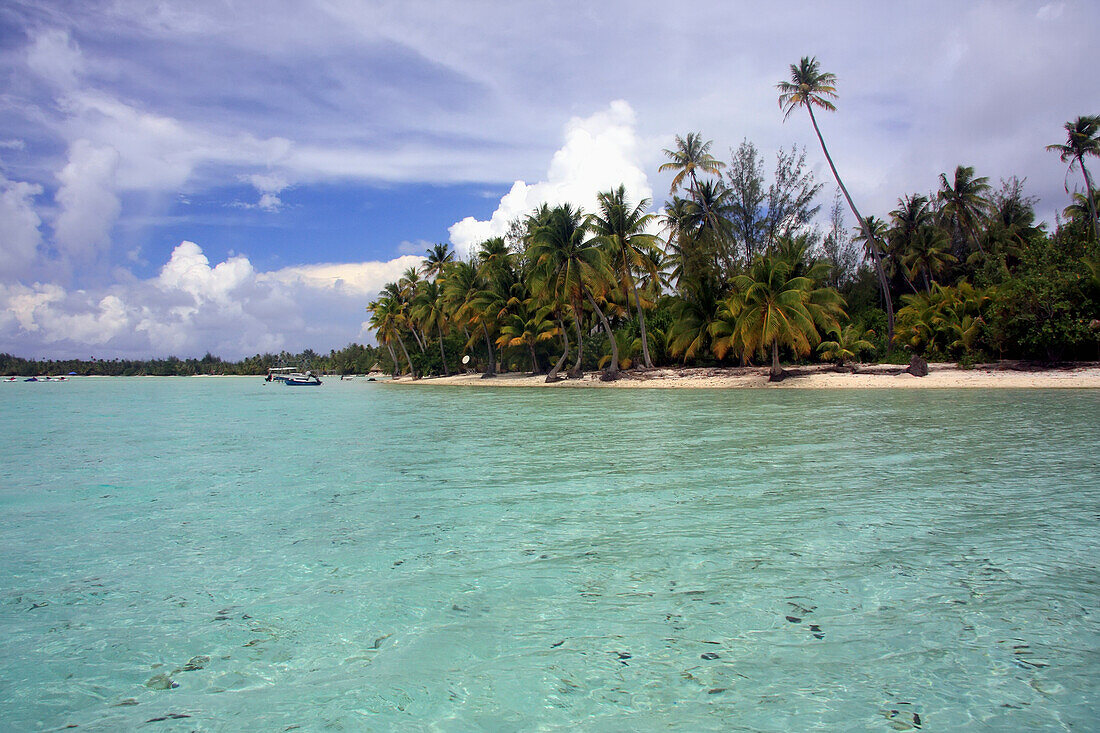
[[24, 377, 38, 382], [265, 367, 305, 382], [284, 372, 322, 386]]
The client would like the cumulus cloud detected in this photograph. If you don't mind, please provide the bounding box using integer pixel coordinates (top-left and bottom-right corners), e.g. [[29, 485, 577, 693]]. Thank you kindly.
[[0, 174, 44, 279], [263, 255, 424, 296], [0, 241, 414, 359], [448, 100, 652, 258], [53, 140, 121, 259]]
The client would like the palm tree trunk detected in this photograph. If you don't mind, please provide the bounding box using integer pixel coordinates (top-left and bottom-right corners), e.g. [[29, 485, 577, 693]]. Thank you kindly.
[[397, 336, 416, 379], [384, 340, 399, 377], [527, 343, 541, 374], [769, 340, 784, 381], [569, 296, 585, 378], [622, 246, 654, 368], [1080, 156, 1099, 247], [481, 325, 496, 376], [585, 290, 619, 380], [546, 316, 570, 382], [807, 105, 895, 354], [408, 325, 426, 352], [437, 325, 449, 376]]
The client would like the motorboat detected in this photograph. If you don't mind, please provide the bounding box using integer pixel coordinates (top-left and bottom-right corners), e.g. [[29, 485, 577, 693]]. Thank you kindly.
[[284, 371, 322, 386], [265, 367, 304, 382]]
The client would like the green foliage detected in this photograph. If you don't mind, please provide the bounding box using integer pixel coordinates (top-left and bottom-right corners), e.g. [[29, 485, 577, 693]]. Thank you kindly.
[[985, 234, 1100, 360]]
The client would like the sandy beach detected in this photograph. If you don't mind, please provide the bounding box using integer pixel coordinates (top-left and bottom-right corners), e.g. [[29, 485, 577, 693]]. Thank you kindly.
[[382, 362, 1100, 389]]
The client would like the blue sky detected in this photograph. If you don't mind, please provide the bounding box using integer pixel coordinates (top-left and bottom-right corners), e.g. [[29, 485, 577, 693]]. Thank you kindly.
[[0, 0, 1096, 359]]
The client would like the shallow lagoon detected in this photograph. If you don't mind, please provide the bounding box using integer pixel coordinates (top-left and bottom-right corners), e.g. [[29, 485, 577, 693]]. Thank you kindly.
[[1, 378, 1098, 730]]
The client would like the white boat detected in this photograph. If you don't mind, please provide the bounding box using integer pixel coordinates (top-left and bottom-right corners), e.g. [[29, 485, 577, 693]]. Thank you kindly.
[[265, 367, 305, 382]]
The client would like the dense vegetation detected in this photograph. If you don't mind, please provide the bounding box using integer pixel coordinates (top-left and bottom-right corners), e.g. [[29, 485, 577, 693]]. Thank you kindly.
[[368, 58, 1100, 380], [0, 343, 382, 377]]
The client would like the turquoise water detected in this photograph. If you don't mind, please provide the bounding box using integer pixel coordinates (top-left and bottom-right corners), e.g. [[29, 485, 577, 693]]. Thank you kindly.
[[1, 378, 1098, 731]]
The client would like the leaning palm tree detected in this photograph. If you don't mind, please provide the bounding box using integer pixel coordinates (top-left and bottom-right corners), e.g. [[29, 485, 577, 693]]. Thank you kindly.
[[1047, 115, 1100, 246], [587, 185, 661, 368], [777, 56, 894, 352]]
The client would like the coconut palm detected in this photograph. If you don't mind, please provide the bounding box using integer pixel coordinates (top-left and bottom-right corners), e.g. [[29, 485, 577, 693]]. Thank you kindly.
[[817, 323, 875, 366], [778, 56, 894, 351], [659, 132, 726, 200], [410, 279, 450, 376], [422, 243, 454, 279], [730, 253, 840, 381], [587, 185, 661, 367], [938, 165, 991, 257], [368, 291, 416, 378], [528, 204, 620, 380], [667, 282, 722, 363], [1047, 115, 1100, 246]]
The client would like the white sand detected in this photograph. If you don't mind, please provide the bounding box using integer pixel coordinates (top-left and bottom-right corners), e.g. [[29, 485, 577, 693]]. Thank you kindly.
[[382, 363, 1100, 389]]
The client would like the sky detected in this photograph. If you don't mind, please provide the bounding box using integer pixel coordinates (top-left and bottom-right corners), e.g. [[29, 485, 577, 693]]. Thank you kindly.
[[0, 0, 1096, 359]]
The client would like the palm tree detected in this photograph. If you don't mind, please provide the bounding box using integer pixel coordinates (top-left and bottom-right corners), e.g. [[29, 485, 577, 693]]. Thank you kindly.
[[368, 291, 417, 378], [528, 204, 620, 380], [938, 165, 991, 257], [422, 243, 454, 280], [729, 253, 842, 381], [410, 279, 450, 376], [890, 194, 955, 292], [817, 323, 875, 367], [659, 132, 726, 200], [1047, 115, 1100, 246], [777, 56, 894, 352], [587, 185, 661, 368]]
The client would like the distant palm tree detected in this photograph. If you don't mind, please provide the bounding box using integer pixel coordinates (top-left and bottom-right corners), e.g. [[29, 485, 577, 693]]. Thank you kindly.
[[1047, 115, 1100, 246], [938, 165, 991, 256], [422, 243, 455, 279], [659, 132, 726, 200], [778, 56, 894, 351], [588, 185, 661, 367]]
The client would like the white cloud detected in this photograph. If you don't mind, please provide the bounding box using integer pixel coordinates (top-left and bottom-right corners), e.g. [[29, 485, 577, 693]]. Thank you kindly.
[[0, 174, 44, 279], [26, 29, 83, 88], [0, 241, 417, 358], [156, 241, 254, 305], [238, 172, 290, 211], [448, 100, 652, 258], [264, 255, 424, 296], [53, 140, 121, 259]]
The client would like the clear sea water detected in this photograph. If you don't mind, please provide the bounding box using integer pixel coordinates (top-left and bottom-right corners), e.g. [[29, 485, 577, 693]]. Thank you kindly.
[[1, 377, 1098, 732]]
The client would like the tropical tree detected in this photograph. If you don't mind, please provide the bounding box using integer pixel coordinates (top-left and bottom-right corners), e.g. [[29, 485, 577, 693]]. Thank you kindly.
[[588, 185, 662, 367], [728, 252, 843, 380], [817, 323, 875, 366], [528, 204, 620, 379], [777, 56, 894, 351], [410, 279, 450, 376], [1047, 115, 1100, 246], [938, 165, 991, 257], [659, 132, 726, 201], [422, 243, 454, 279]]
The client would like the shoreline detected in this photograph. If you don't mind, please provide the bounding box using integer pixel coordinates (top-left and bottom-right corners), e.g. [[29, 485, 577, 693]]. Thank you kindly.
[[381, 362, 1100, 389]]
